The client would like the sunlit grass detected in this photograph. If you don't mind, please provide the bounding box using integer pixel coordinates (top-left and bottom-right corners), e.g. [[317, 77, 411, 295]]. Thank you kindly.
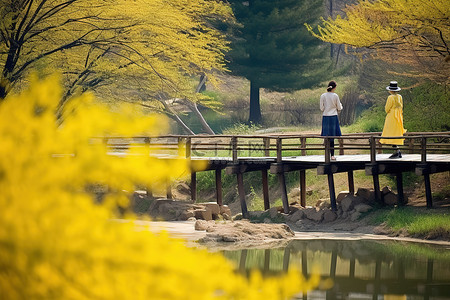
[[371, 207, 450, 238]]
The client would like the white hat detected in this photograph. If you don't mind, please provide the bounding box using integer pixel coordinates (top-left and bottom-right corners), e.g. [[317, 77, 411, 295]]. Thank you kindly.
[[386, 81, 401, 91]]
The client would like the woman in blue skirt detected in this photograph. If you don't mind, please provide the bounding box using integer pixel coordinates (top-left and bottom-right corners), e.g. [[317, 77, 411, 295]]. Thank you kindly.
[[320, 80, 343, 160]]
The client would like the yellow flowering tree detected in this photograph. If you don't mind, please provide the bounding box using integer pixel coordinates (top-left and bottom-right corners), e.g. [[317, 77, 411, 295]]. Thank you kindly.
[[0, 0, 231, 130], [0, 75, 318, 299], [306, 0, 450, 83]]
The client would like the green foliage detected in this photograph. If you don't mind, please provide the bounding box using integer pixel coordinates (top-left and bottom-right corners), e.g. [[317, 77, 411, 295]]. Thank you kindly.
[[347, 105, 385, 132], [227, 0, 330, 91], [403, 83, 450, 132]]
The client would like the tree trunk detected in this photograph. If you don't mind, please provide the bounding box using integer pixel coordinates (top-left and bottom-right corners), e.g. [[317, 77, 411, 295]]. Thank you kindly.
[[0, 84, 7, 100], [188, 102, 215, 134], [159, 100, 195, 135], [248, 80, 261, 124], [168, 113, 195, 135], [187, 74, 215, 134]]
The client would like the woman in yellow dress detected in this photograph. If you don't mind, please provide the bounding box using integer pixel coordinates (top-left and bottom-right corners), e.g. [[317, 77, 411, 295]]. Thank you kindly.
[[380, 81, 407, 158]]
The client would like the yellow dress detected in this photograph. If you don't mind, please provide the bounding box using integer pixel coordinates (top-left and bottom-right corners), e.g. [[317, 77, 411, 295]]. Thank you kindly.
[[380, 94, 406, 145]]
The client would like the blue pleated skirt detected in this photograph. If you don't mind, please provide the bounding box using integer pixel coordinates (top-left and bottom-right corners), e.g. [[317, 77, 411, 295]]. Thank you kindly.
[[321, 115, 342, 136]]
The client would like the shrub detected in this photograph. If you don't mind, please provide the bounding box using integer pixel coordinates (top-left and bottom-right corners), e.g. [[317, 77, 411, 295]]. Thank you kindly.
[[0, 75, 318, 299]]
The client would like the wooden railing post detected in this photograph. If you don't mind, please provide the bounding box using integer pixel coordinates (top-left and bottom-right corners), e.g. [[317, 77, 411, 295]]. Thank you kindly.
[[186, 137, 196, 203], [300, 137, 306, 156], [299, 137, 306, 207], [276, 138, 282, 163], [185, 137, 191, 159], [324, 137, 330, 163], [370, 136, 377, 163], [408, 138, 415, 154], [339, 138, 344, 155], [421, 136, 433, 208], [231, 136, 238, 163], [263, 137, 270, 157], [370, 136, 382, 204], [276, 137, 289, 214], [421, 137, 427, 163], [177, 136, 183, 156]]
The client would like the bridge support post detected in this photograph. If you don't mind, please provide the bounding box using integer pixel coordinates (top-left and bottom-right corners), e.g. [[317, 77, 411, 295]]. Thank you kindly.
[[300, 170, 306, 207], [166, 182, 172, 199], [327, 173, 337, 211], [396, 172, 405, 205], [347, 171, 355, 195], [190, 172, 197, 203], [373, 173, 382, 204], [424, 173, 433, 208], [278, 172, 290, 214], [237, 172, 249, 218], [262, 170, 270, 210], [215, 169, 223, 206]]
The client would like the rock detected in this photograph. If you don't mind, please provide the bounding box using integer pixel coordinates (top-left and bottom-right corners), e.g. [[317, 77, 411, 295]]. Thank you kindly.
[[187, 217, 196, 221], [248, 211, 265, 219], [383, 192, 399, 206], [203, 202, 220, 216], [350, 211, 362, 222], [195, 220, 210, 231], [219, 205, 232, 216], [289, 206, 300, 214], [176, 182, 191, 195], [382, 186, 392, 195], [194, 208, 212, 221], [323, 209, 337, 223], [269, 207, 279, 218], [341, 195, 365, 212], [337, 191, 351, 203], [233, 213, 243, 221], [341, 196, 354, 212], [179, 210, 195, 220], [304, 208, 324, 222], [315, 199, 330, 209], [263, 218, 272, 223], [341, 211, 348, 219], [289, 209, 305, 223], [222, 213, 231, 220], [356, 188, 376, 203], [354, 203, 373, 213], [319, 200, 331, 209]]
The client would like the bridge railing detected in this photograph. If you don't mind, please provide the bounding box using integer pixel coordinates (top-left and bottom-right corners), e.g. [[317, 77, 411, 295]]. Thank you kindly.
[[100, 132, 450, 163]]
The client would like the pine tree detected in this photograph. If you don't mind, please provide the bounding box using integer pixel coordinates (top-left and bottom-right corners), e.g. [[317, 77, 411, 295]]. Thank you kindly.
[[227, 0, 330, 124]]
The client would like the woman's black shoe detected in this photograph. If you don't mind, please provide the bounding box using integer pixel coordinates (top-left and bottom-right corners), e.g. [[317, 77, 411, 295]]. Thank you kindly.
[[389, 151, 401, 159]]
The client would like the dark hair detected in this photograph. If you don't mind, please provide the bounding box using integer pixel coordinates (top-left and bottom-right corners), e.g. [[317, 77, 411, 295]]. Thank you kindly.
[[327, 81, 337, 92]]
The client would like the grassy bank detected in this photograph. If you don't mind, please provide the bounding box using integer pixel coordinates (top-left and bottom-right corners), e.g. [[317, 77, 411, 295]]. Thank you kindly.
[[370, 207, 450, 240]]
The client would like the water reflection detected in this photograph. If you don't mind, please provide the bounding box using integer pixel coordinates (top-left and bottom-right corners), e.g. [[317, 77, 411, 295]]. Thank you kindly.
[[221, 240, 450, 299]]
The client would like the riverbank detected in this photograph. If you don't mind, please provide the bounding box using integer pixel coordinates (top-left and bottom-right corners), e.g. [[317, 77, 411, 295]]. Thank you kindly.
[[136, 190, 450, 248], [135, 211, 450, 252]]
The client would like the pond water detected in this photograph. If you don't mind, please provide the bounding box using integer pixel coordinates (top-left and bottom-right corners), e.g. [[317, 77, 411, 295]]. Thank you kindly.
[[220, 239, 450, 300]]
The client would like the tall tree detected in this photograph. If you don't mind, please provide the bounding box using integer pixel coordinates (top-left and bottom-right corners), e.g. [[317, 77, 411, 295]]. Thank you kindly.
[[226, 0, 330, 124], [0, 0, 231, 132], [306, 0, 450, 84]]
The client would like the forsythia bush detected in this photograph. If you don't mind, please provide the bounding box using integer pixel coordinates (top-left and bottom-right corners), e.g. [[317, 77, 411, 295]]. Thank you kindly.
[[0, 76, 318, 299]]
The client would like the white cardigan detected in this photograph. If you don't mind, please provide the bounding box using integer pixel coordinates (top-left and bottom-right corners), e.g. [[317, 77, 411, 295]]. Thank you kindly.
[[320, 92, 343, 116]]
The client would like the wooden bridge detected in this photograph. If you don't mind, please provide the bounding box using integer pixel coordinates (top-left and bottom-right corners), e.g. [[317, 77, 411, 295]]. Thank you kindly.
[[104, 132, 450, 217]]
